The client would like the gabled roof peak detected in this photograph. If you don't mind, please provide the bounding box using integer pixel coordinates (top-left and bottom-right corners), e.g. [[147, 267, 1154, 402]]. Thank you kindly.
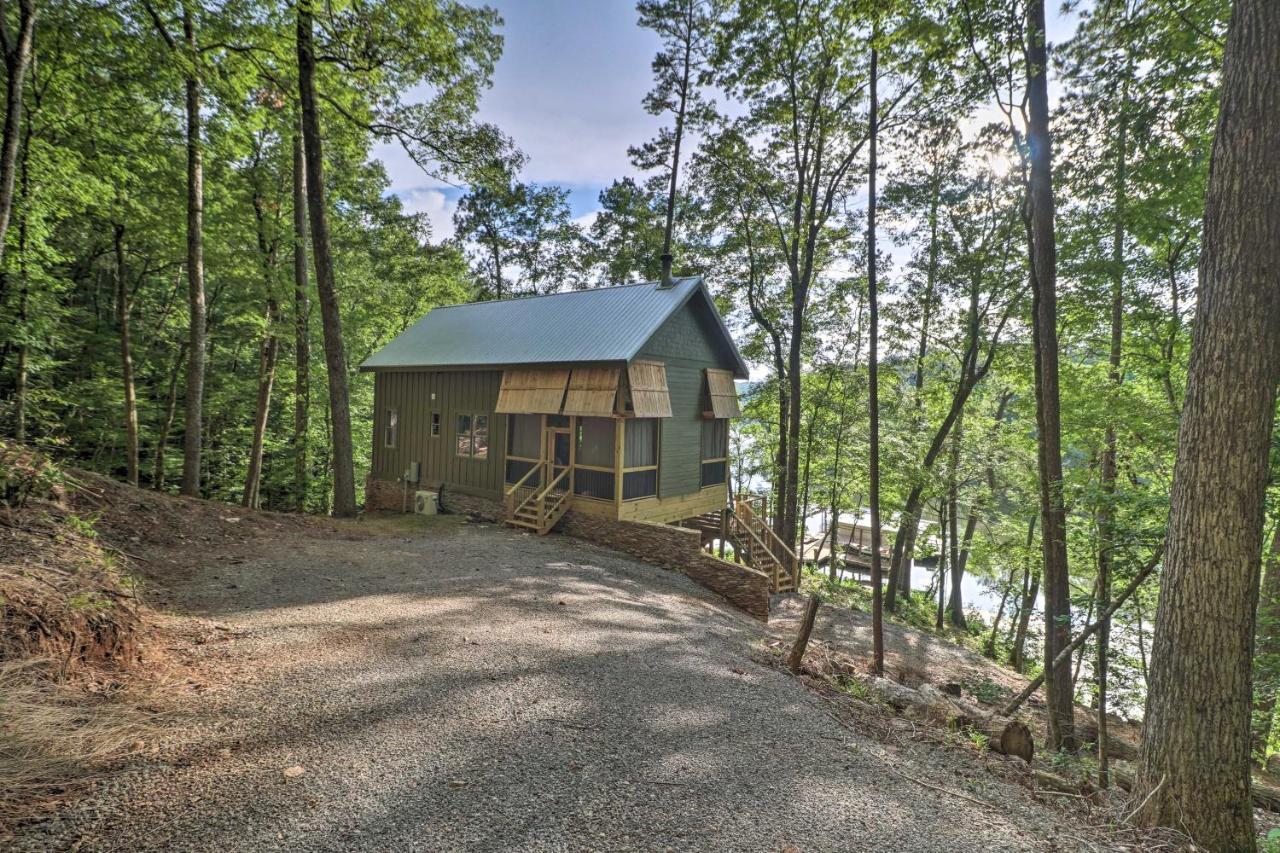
[[360, 276, 749, 378]]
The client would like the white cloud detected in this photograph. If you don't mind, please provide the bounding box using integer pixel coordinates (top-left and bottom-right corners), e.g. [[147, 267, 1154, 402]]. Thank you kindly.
[[397, 187, 458, 242], [572, 209, 600, 232]]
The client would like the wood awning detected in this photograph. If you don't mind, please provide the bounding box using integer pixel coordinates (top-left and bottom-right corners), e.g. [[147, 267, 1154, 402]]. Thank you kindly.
[[495, 368, 570, 414], [705, 368, 742, 418], [562, 368, 620, 416], [627, 360, 672, 418]]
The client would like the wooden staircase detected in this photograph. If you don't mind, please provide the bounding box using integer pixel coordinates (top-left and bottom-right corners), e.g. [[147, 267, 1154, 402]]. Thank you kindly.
[[504, 465, 572, 535], [727, 497, 801, 593]]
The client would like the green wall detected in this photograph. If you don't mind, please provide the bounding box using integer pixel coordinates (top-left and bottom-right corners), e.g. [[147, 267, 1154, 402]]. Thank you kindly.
[[637, 297, 741, 499], [370, 370, 507, 499]]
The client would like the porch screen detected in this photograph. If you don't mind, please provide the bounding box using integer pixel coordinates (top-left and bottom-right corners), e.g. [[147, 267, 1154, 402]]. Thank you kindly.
[[507, 414, 541, 458], [563, 368, 620, 416], [626, 361, 672, 418], [495, 368, 570, 414], [704, 369, 742, 418], [622, 418, 659, 499], [576, 417, 615, 467]]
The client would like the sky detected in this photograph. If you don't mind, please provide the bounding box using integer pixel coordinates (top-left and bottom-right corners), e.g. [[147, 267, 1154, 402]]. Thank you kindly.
[[376, 0, 1081, 243], [374, 0, 666, 241]]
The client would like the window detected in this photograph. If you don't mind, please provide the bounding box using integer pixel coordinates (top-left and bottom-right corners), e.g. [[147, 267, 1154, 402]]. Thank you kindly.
[[701, 418, 728, 487], [624, 418, 658, 468], [430, 412, 440, 437], [474, 415, 489, 459], [456, 413, 490, 460], [384, 409, 398, 449]]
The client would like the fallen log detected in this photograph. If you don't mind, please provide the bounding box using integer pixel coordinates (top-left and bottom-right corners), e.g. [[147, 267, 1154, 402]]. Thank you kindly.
[[918, 683, 1034, 763], [1031, 767, 1097, 798], [1111, 767, 1280, 814], [870, 678, 1033, 763], [1075, 720, 1138, 762]]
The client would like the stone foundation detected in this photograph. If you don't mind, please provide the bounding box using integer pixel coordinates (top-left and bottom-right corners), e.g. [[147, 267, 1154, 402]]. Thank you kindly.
[[364, 477, 407, 512], [365, 478, 770, 621], [363, 478, 503, 521], [559, 511, 771, 622]]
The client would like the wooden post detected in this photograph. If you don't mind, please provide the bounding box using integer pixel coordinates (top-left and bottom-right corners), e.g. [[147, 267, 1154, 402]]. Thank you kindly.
[[718, 506, 728, 559], [788, 593, 821, 674], [613, 416, 625, 515]]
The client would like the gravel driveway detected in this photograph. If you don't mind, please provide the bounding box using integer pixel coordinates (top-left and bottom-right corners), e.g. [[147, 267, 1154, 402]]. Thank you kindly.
[[18, 515, 1090, 852]]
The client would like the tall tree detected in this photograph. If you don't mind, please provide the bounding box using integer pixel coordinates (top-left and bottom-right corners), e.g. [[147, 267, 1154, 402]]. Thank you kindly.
[[634, 0, 711, 284], [0, 0, 35, 266], [866, 37, 884, 676], [292, 128, 310, 511], [1132, 0, 1280, 843], [712, 0, 881, 552], [1024, 0, 1075, 752], [113, 222, 138, 486], [141, 0, 207, 497], [243, 137, 282, 509], [295, 0, 356, 517]]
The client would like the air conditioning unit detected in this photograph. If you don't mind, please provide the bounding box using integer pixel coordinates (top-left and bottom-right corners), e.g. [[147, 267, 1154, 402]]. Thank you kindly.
[[414, 490, 438, 516]]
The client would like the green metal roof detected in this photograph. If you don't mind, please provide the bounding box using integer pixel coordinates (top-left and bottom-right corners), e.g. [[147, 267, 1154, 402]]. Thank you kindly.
[[360, 277, 750, 378]]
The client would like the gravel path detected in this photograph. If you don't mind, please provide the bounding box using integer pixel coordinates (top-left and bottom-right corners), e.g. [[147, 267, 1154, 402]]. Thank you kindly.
[[18, 515, 1095, 852]]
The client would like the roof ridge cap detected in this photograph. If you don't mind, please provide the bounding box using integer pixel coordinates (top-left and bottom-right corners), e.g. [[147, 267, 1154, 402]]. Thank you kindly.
[[432, 277, 697, 311]]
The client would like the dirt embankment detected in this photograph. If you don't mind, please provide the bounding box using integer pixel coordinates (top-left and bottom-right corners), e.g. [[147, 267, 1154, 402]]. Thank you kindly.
[[0, 441, 335, 833]]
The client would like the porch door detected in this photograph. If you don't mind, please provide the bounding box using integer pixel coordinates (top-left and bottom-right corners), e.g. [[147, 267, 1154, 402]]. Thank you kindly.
[[543, 425, 572, 493]]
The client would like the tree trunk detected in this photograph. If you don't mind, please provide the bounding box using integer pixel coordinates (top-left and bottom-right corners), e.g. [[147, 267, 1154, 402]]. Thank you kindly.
[[114, 223, 139, 486], [292, 128, 311, 511], [0, 0, 35, 268], [827, 396, 848, 583], [180, 3, 206, 498], [1132, 0, 1280, 844], [946, 418, 967, 629], [243, 299, 278, 508], [1025, 0, 1075, 753], [12, 133, 30, 444], [244, 181, 281, 509], [658, 10, 692, 285], [1010, 563, 1039, 674], [1097, 68, 1130, 790], [866, 42, 884, 675], [986, 562, 1019, 658], [297, 0, 357, 517], [154, 342, 186, 490], [936, 499, 947, 630], [1253, 524, 1280, 760], [783, 326, 801, 552]]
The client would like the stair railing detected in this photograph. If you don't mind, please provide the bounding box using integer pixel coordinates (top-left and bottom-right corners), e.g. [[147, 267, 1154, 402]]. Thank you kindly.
[[734, 498, 801, 591], [505, 464, 541, 517]]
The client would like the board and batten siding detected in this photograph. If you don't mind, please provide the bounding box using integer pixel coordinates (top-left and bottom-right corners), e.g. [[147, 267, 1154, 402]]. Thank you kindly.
[[371, 370, 506, 499], [636, 298, 741, 499]]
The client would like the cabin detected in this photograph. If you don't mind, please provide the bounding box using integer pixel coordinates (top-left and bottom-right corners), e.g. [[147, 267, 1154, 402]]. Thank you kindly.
[[360, 277, 750, 537]]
